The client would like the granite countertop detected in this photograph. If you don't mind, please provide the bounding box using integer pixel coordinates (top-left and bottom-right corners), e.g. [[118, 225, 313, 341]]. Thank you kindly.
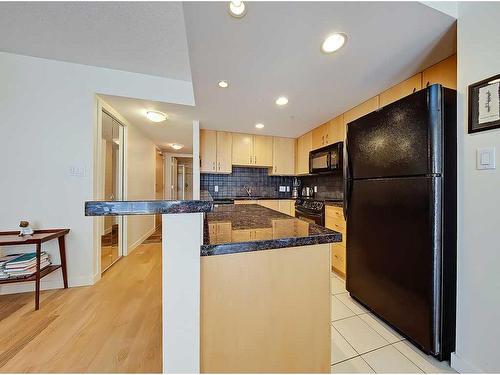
[[85, 200, 213, 216], [202, 204, 341, 256]]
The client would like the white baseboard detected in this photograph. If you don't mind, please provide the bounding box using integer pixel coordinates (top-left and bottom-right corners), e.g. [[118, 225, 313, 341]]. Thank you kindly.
[[126, 226, 156, 255], [451, 352, 483, 373], [0, 269, 95, 295]]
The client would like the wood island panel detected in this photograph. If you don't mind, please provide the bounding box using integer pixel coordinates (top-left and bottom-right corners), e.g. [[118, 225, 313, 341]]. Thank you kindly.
[[200, 244, 331, 373]]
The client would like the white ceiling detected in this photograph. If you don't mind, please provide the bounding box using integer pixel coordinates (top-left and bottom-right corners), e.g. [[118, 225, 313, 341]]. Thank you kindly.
[[183, 1, 456, 137], [0, 1, 456, 141], [101, 95, 195, 154], [0, 2, 192, 80]]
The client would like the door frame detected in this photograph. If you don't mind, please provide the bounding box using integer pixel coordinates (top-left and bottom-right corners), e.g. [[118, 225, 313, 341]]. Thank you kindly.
[[93, 95, 130, 281]]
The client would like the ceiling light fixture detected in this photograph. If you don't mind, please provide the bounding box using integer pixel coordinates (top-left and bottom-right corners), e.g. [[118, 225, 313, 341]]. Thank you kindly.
[[275, 96, 288, 106], [218, 80, 229, 88], [255, 123, 264, 129], [146, 110, 167, 122], [229, 0, 246, 18], [321, 32, 347, 54], [169, 143, 184, 150]]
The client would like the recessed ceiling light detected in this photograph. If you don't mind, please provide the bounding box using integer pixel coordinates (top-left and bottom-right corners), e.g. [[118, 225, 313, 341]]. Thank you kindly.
[[169, 143, 184, 150], [228, 0, 246, 18], [275, 96, 288, 106], [218, 80, 229, 88], [146, 110, 167, 122], [255, 123, 264, 129], [321, 33, 347, 54]]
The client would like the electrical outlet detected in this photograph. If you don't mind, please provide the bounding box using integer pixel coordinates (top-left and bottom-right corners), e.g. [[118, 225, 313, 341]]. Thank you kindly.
[[69, 166, 86, 177], [314, 185, 318, 193], [286, 186, 290, 192], [214, 185, 219, 192]]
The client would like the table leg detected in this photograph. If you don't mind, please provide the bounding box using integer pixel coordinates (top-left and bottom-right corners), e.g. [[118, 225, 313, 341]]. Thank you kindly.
[[58, 235, 68, 289], [35, 242, 41, 310]]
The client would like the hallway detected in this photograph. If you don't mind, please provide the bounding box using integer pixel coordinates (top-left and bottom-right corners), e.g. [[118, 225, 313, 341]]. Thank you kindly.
[[0, 243, 162, 373]]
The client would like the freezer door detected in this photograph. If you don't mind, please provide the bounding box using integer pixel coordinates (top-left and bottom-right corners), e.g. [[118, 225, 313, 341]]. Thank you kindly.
[[346, 85, 443, 179], [346, 176, 441, 355]]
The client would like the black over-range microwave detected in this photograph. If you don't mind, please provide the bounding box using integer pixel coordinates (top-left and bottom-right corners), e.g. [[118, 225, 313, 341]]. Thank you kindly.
[[309, 141, 343, 174]]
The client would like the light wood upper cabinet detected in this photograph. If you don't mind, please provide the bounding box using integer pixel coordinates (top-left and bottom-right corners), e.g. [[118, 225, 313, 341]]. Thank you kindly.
[[312, 115, 345, 150], [312, 123, 328, 150], [232, 133, 273, 167], [200, 129, 217, 173], [253, 135, 273, 167], [327, 114, 345, 144], [296, 131, 312, 175], [271, 137, 295, 175], [216, 132, 232, 173], [232, 133, 254, 166], [200, 130, 232, 173], [379, 73, 422, 107], [343, 95, 380, 127], [422, 54, 457, 90]]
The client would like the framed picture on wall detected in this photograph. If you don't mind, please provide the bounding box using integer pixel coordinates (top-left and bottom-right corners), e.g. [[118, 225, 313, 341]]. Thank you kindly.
[[468, 73, 500, 133]]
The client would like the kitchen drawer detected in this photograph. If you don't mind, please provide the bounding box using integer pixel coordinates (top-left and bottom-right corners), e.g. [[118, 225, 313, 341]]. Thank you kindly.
[[325, 205, 344, 220], [331, 243, 346, 275], [325, 215, 346, 233]]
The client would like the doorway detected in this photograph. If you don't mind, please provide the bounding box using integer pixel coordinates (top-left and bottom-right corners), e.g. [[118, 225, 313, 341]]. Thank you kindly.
[[155, 150, 164, 228], [100, 110, 124, 273], [170, 157, 193, 200]]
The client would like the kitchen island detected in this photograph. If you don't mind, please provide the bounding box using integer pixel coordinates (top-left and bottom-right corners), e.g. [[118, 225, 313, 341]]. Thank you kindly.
[[85, 200, 341, 373], [201, 204, 340, 373]]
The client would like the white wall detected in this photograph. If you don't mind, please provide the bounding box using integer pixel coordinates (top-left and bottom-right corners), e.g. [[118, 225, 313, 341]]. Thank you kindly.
[[126, 122, 157, 251], [453, 3, 500, 372], [0, 52, 194, 293]]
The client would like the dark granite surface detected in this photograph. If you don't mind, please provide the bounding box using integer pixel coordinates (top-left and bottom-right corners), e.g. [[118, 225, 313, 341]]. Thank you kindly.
[[85, 200, 213, 216], [201, 204, 341, 256]]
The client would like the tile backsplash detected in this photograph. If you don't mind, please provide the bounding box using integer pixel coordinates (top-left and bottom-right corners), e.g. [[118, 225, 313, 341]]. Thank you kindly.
[[298, 171, 343, 200], [201, 167, 293, 198]]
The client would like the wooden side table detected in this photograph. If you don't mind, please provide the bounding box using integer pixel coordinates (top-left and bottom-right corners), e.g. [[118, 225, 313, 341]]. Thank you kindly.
[[0, 229, 70, 310]]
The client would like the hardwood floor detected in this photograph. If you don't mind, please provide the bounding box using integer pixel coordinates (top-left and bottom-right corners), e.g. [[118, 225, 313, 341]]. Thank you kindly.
[[0, 243, 162, 373]]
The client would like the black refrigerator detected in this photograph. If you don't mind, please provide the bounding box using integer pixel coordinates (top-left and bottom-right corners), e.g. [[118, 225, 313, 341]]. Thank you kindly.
[[344, 84, 456, 360]]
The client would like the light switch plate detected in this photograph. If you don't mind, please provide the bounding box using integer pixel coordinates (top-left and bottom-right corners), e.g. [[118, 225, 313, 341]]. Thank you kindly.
[[214, 185, 218, 192], [477, 147, 496, 170]]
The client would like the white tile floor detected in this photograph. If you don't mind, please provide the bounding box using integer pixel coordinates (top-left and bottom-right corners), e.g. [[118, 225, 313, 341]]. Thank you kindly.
[[330, 273, 456, 374]]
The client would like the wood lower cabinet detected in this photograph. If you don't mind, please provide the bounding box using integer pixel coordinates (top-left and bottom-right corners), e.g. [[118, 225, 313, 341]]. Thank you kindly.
[[200, 130, 232, 174], [379, 73, 422, 107], [422, 54, 457, 90], [271, 137, 295, 175], [296, 131, 312, 175], [257, 199, 280, 211], [325, 205, 346, 276], [234, 200, 258, 205], [200, 244, 331, 373], [278, 200, 295, 216]]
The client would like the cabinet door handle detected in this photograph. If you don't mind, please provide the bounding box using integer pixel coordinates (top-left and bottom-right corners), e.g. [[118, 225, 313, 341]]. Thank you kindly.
[[326, 134, 329, 144], [322, 135, 324, 145], [212, 162, 215, 171], [218, 161, 220, 171], [274, 166, 277, 173], [250, 156, 252, 164], [254, 156, 256, 165]]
